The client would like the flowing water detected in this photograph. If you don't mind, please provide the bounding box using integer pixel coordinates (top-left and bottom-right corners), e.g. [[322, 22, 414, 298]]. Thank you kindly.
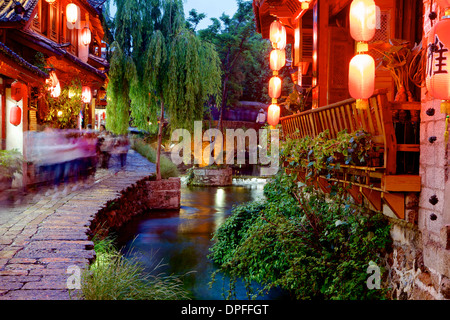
[[117, 178, 287, 300]]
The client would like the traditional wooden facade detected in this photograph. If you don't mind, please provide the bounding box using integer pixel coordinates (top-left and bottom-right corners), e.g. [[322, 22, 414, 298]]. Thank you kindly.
[[253, 0, 450, 299], [0, 0, 108, 137], [0, 0, 108, 185]]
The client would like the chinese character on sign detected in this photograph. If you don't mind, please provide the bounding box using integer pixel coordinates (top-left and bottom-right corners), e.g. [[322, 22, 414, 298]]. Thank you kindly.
[[428, 35, 449, 77]]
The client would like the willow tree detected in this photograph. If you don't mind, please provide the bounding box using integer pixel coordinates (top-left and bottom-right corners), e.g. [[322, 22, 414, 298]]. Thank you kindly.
[[140, 28, 222, 179], [106, 41, 135, 135], [106, 0, 222, 179]]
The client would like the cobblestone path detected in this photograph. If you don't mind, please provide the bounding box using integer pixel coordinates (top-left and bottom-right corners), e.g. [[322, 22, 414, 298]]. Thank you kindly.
[[0, 150, 155, 300]]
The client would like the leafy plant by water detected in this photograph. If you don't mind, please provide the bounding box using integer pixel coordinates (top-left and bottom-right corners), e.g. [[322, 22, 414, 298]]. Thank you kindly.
[[209, 173, 391, 300], [80, 236, 190, 300]]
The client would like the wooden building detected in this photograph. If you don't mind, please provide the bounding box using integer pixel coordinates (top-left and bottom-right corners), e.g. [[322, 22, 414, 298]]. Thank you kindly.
[[253, 0, 450, 299], [0, 0, 108, 142], [0, 0, 108, 185]]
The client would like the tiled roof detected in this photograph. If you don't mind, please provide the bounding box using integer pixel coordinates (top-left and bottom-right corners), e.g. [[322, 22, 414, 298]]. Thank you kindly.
[[0, 40, 48, 78], [19, 28, 107, 79], [0, 0, 39, 23], [0, 0, 105, 23]]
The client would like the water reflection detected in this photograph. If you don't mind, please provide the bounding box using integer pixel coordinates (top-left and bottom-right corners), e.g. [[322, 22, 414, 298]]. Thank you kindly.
[[117, 178, 284, 300]]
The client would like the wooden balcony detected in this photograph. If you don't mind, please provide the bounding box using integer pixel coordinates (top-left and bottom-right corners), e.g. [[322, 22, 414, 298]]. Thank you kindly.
[[280, 89, 421, 219]]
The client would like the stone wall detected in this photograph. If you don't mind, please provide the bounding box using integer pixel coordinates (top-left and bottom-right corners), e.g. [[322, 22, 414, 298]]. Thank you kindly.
[[384, 0, 450, 300], [89, 176, 181, 237], [190, 167, 233, 186]]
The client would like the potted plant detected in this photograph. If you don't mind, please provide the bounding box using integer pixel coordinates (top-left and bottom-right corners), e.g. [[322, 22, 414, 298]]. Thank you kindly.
[[0, 149, 24, 190], [370, 39, 424, 102]]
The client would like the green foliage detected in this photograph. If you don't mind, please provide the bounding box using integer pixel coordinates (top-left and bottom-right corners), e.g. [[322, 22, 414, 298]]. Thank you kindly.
[[0, 149, 23, 180], [198, 0, 271, 108], [107, 0, 222, 134], [80, 235, 190, 300], [43, 80, 83, 129], [166, 29, 222, 131], [106, 42, 134, 135], [209, 173, 391, 300], [281, 129, 374, 179], [131, 138, 179, 179]]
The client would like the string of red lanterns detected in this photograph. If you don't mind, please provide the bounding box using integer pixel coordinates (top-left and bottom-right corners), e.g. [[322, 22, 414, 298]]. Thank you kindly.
[[348, 0, 376, 109], [10, 81, 23, 126], [267, 20, 287, 127]]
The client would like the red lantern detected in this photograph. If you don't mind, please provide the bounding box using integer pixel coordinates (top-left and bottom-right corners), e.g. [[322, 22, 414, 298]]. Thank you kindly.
[[269, 76, 282, 99], [267, 104, 280, 127], [82, 86, 91, 103], [81, 26, 91, 46], [270, 49, 286, 71], [66, 3, 79, 24], [349, 0, 377, 42], [10, 106, 21, 126], [11, 81, 23, 102], [426, 18, 450, 113], [102, 112, 106, 120], [269, 20, 286, 50], [46, 71, 61, 98], [348, 53, 375, 109], [436, 0, 450, 9], [299, 0, 310, 9]]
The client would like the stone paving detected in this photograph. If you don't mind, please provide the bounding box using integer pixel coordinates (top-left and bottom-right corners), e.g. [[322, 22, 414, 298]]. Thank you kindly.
[[0, 150, 155, 300]]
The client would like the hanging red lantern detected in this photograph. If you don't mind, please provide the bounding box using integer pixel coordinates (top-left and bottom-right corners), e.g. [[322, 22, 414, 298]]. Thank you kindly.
[[299, 0, 310, 10], [10, 106, 21, 126], [270, 49, 286, 71], [267, 104, 280, 127], [46, 71, 61, 98], [348, 53, 375, 109], [349, 0, 377, 42], [426, 16, 450, 113], [66, 3, 79, 25], [82, 86, 92, 103], [269, 20, 286, 50], [81, 26, 91, 46], [436, 0, 450, 9], [11, 81, 23, 102], [269, 76, 282, 99], [102, 112, 106, 120]]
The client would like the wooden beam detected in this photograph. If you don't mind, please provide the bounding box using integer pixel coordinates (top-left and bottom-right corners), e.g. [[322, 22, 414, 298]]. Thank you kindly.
[[383, 175, 421, 192], [361, 187, 382, 212], [383, 192, 405, 219], [397, 144, 420, 152]]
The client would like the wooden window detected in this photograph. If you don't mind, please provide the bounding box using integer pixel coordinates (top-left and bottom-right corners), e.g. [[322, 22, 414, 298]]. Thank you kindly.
[[31, 1, 49, 36], [48, 2, 59, 42]]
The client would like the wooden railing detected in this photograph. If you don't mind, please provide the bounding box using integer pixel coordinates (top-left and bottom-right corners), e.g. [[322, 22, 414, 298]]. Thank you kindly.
[[280, 89, 421, 219], [281, 89, 396, 174]]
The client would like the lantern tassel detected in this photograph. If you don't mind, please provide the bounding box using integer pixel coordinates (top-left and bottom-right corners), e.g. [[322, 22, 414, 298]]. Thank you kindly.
[[445, 116, 450, 145], [356, 99, 369, 110], [441, 100, 450, 114]]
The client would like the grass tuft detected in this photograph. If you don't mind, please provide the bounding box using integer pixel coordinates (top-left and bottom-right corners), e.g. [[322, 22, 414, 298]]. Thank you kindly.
[[131, 138, 180, 179], [80, 236, 190, 300]]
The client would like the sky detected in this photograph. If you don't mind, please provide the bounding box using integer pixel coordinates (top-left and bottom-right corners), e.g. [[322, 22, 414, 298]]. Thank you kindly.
[[183, 0, 238, 30]]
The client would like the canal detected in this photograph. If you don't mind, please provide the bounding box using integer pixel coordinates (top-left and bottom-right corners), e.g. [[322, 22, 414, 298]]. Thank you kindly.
[[116, 178, 286, 300]]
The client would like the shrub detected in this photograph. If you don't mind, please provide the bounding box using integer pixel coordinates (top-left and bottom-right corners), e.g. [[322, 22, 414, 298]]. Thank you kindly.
[[209, 173, 391, 300]]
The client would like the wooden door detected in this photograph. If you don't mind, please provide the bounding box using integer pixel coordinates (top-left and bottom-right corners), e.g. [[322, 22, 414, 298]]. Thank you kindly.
[[327, 26, 354, 104]]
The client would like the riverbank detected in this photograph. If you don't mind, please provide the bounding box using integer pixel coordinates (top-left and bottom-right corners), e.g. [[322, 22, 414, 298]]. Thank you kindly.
[[0, 150, 155, 300]]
